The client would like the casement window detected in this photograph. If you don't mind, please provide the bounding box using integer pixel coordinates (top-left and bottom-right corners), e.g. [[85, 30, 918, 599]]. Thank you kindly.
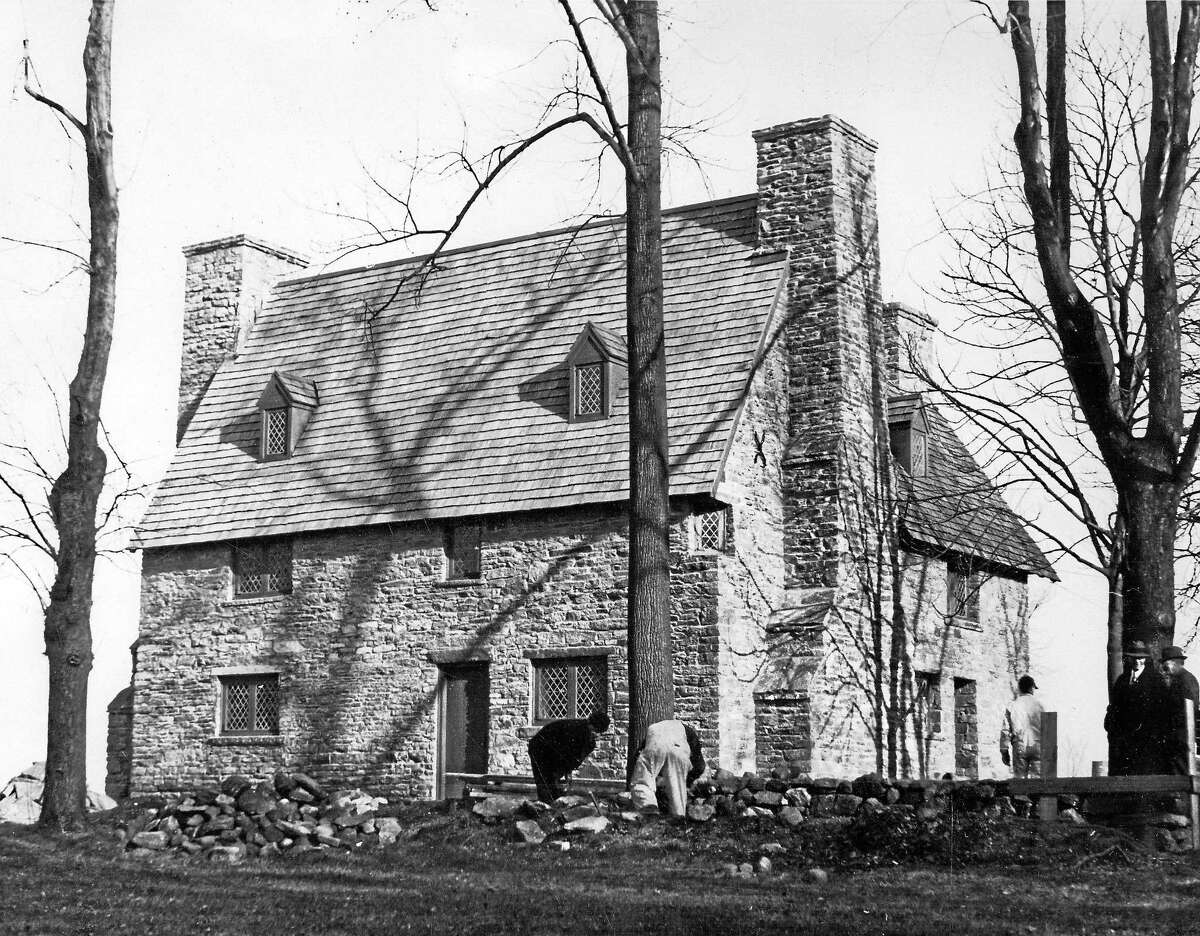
[[574, 363, 605, 418], [565, 322, 625, 423], [445, 523, 482, 580], [219, 674, 280, 736], [263, 408, 289, 458], [256, 371, 318, 461], [233, 539, 292, 597], [946, 558, 981, 623], [532, 656, 608, 724], [916, 671, 942, 737], [888, 396, 928, 478], [691, 509, 729, 553]]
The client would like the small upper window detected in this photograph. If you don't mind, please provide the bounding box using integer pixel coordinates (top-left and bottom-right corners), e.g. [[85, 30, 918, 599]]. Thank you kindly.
[[691, 509, 729, 553], [574, 363, 604, 418], [233, 539, 292, 597], [256, 371, 318, 461], [445, 523, 482, 580], [888, 395, 928, 478], [220, 674, 280, 736], [565, 322, 625, 423], [263, 408, 289, 457], [947, 558, 981, 623]]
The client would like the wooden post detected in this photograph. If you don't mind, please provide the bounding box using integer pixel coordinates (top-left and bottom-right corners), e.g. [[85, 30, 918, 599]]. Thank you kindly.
[[1037, 711, 1059, 822], [1186, 699, 1198, 851]]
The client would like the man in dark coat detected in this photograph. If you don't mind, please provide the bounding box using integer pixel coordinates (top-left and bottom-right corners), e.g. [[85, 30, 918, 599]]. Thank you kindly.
[[527, 710, 610, 804], [1162, 646, 1200, 775], [1105, 641, 1172, 775]]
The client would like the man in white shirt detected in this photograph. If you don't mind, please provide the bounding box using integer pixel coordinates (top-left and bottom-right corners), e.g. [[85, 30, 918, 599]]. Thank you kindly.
[[1001, 675, 1044, 778]]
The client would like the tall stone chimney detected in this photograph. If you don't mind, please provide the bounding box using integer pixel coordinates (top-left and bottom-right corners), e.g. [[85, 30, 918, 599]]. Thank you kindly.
[[754, 115, 882, 592], [177, 236, 307, 442], [882, 301, 937, 394]]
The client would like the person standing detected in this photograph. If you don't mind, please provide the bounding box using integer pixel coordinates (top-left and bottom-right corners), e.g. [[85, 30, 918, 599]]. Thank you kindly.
[[527, 710, 610, 804], [1001, 675, 1044, 777], [1162, 646, 1200, 775], [1105, 641, 1172, 775], [629, 719, 706, 817]]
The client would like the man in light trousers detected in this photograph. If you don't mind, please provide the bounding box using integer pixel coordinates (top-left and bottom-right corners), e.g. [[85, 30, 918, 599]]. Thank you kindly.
[[630, 719, 705, 817], [1001, 674, 1044, 778]]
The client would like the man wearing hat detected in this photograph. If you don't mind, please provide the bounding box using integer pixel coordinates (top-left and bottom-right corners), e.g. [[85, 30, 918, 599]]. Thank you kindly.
[[1001, 675, 1045, 777], [1162, 646, 1199, 775], [1104, 641, 1171, 775]]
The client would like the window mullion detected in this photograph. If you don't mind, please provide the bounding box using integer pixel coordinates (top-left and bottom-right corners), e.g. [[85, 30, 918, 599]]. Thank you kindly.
[[567, 667, 578, 720]]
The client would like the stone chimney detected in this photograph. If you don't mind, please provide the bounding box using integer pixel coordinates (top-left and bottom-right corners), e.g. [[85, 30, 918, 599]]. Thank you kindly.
[[753, 115, 882, 592], [177, 236, 307, 442], [882, 301, 936, 394]]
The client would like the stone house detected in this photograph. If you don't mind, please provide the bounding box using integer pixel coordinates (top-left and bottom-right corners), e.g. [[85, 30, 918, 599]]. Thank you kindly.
[[118, 115, 1054, 800]]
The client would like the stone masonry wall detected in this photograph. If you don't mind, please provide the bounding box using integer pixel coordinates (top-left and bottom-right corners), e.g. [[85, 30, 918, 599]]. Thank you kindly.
[[177, 237, 307, 442], [132, 504, 722, 797], [714, 297, 790, 773]]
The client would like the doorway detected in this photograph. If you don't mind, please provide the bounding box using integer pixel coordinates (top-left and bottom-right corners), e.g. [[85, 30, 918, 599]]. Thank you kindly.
[[436, 662, 490, 799]]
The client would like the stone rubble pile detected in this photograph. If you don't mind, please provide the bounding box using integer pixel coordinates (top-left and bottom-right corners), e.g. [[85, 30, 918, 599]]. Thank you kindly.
[[118, 772, 405, 863]]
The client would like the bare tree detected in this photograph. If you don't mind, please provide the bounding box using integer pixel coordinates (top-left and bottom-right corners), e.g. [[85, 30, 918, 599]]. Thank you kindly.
[[936, 30, 1200, 687], [964, 3, 1200, 687], [342, 1, 674, 774], [9, 0, 120, 831]]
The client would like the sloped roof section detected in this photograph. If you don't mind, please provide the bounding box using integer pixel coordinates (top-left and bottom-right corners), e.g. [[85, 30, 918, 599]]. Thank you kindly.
[[892, 399, 1057, 580], [270, 371, 319, 408], [136, 196, 786, 548]]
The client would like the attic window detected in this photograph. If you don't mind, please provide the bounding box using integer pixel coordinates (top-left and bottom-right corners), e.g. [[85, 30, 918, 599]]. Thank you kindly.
[[263, 409, 288, 457], [888, 396, 928, 478], [565, 322, 625, 423], [256, 370, 318, 462], [445, 523, 482, 581], [575, 364, 604, 417]]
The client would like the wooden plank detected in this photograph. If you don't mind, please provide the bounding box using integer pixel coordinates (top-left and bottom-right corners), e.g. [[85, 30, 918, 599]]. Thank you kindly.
[[1187, 699, 1198, 850], [1037, 711, 1059, 822], [1010, 775, 1200, 796]]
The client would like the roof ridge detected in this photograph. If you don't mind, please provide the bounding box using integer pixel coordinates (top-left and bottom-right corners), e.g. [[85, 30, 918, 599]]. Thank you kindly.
[[280, 193, 761, 288]]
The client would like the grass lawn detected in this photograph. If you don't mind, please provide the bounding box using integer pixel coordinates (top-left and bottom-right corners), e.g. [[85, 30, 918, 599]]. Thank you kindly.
[[3, 816, 1200, 936]]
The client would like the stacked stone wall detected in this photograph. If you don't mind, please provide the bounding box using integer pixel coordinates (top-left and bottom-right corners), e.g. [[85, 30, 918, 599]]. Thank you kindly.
[[132, 504, 723, 797], [105, 686, 134, 800]]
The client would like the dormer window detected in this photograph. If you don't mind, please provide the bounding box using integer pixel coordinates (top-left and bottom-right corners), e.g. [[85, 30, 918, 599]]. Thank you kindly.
[[263, 408, 289, 457], [888, 393, 928, 478], [257, 371, 318, 461], [575, 363, 604, 418], [565, 322, 626, 423]]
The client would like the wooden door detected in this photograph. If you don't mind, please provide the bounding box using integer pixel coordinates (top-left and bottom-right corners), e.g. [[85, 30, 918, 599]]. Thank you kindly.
[[437, 663, 489, 799]]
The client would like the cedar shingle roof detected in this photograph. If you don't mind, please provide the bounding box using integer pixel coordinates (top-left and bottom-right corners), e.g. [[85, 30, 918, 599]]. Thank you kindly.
[[892, 397, 1056, 580], [136, 196, 787, 548]]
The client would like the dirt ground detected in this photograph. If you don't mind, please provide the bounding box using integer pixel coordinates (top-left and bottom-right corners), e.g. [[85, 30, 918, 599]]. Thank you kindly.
[[3, 804, 1199, 935]]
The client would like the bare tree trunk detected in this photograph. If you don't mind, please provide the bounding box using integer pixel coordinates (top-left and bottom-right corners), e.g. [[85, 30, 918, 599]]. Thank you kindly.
[[623, 1, 673, 776], [37, 0, 118, 832], [1121, 478, 1181, 648], [1106, 569, 1124, 689]]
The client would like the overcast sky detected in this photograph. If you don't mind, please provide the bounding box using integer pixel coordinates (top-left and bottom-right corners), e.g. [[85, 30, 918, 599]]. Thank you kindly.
[[0, 0, 1144, 788]]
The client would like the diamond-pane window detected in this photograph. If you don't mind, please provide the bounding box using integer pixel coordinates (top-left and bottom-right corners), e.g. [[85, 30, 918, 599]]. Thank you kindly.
[[220, 674, 280, 736], [692, 510, 728, 553], [264, 408, 288, 457], [947, 559, 981, 623], [533, 656, 608, 724], [446, 523, 482, 580], [233, 540, 292, 597], [916, 671, 941, 737], [575, 364, 603, 417]]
